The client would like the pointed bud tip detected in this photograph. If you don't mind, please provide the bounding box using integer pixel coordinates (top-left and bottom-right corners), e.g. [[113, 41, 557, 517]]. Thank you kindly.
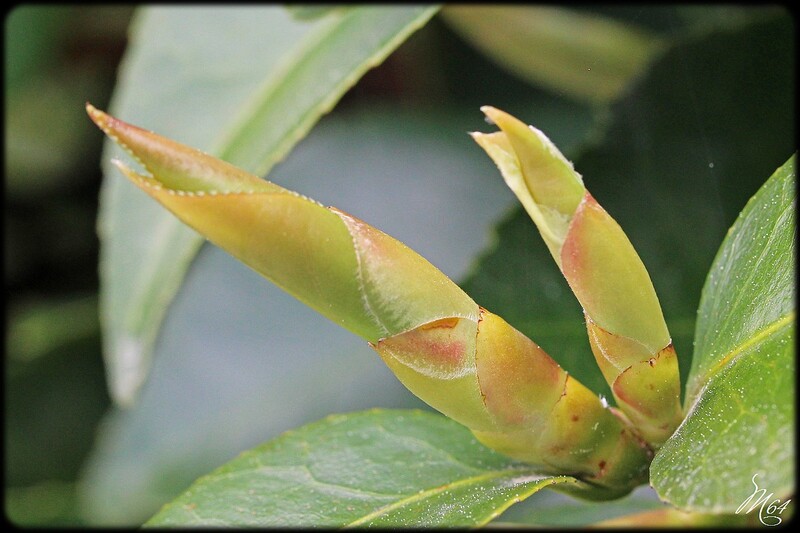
[[479, 106, 497, 125], [85, 105, 150, 143], [480, 106, 525, 131], [85, 103, 127, 143], [85, 102, 108, 127]]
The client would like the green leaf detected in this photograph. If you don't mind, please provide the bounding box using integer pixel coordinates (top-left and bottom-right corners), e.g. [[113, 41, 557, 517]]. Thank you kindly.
[[97, 5, 439, 405], [145, 410, 575, 527], [650, 156, 795, 513]]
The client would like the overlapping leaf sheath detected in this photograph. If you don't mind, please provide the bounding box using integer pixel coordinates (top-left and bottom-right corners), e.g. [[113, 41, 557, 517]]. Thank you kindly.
[[472, 107, 682, 447], [88, 104, 650, 497]]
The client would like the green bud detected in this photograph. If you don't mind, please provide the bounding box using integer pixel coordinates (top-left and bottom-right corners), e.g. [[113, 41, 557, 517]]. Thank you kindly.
[[87, 104, 478, 344], [88, 104, 652, 496], [471, 106, 584, 266], [473, 106, 682, 447]]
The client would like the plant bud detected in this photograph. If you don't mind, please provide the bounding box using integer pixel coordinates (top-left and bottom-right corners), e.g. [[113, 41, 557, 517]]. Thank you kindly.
[[472, 106, 682, 447], [88, 104, 652, 496]]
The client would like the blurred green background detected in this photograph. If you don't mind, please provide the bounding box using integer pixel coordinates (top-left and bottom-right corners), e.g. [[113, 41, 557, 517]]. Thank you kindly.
[[5, 6, 132, 525], [4, 5, 793, 527]]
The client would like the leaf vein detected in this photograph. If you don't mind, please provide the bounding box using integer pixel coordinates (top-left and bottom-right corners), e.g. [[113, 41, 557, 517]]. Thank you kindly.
[[372, 423, 494, 473], [343, 467, 534, 528], [705, 311, 793, 384]]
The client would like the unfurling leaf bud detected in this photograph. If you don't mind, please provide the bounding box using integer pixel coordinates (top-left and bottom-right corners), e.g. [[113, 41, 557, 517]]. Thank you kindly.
[[88, 104, 651, 498], [472, 106, 682, 447]]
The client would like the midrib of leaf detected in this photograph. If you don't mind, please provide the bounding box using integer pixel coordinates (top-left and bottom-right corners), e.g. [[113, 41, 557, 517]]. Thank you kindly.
[[210, 6, 441, 177], [125, 213, 197, 333], [343, 468, 547, 528], [699, 311, 794, 391]]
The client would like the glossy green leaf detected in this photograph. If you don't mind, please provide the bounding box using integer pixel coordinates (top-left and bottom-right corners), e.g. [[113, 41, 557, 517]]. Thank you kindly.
[[145, 410, 576, 527], [650, 156, 795, 513], [97, 5, 439, 405]]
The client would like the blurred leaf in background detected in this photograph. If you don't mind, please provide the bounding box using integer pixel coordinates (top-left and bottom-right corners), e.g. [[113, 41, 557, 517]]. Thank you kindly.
[[94, 6, 440, 408], [5, 6, 129, 198], [4, 5, 132, 527], [442, 5, 664, 104]]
